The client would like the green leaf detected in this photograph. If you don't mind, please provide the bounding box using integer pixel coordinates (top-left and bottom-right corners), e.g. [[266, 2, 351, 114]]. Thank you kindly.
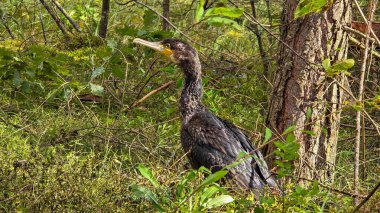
[[204, 195, 234, 209], [143, 10, 157, 29], [204, 7, 244, 18], [91, 66, 105, 80], [306, 107, 312, 120], [137, 164, 159, 188], [263, 128, 272, 143], [177, 170, 197, 198], [206, 17, 242, 30], [254, 207, 265, 213], [301, 130, 316, 136], [286, 133, 296, 143], [330, 59, 355, 71], [160, 65, 177, 74], [116, 26, 138, 36], [200, 170, 228, 187], [90, 83, 104, 96], [200, 185, 220, 204], [283, 125, 296, 135], [294, 0, 328, 19], [322, 59, 331, 70], [130, 185, 164, 212], [195, 0, 205, 22]]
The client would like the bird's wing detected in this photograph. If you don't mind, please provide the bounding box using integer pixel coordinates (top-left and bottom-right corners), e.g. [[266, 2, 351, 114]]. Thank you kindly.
[[184, 111, 271, 189], [218, 117, 279, 189]]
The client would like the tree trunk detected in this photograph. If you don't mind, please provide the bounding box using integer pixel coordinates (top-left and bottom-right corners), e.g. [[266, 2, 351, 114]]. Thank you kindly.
[[162, 0, 170, 31], [98, 0, 110, 38], [264, 0, 351, 183]]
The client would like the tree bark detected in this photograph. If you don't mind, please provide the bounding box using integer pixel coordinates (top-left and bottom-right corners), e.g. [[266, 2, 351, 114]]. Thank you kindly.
[[162, 0, 170, 31], [264, 0, 351, 183], [98, 0, 110, 38]]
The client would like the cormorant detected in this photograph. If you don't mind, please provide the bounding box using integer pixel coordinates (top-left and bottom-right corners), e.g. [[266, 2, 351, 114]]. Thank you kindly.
[[133, 38, 279, 195]]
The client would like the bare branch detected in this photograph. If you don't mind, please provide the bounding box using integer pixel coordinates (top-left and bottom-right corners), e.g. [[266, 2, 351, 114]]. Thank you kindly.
[[50, 0, 82, 33], [352, 181, 380, 213], [354, 0, 377, 205], [130, 81, 174, 108], [39, 0, 68, 35]]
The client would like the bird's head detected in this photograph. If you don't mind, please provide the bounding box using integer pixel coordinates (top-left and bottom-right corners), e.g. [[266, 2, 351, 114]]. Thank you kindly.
[[133, 38, 198, 65]]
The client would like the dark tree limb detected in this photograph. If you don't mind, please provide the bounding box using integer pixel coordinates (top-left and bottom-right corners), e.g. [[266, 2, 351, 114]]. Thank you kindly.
[[0, 7, 15, 39], [37, 2, 47, 44], [352, 181, 380, 213], [98, 0, 110, 38], [51, 0, 82, 33], [39, 0, 68, 35], [249, 0, 269, 78], [1, 21, 15, 39], [162, 0, 170, 31]]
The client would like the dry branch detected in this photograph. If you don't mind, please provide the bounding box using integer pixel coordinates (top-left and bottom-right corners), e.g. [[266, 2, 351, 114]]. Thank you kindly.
[[130, 81, 174, 108], [51, 0, 82, 33], [353, 0, 377, 205], [352, 181, 380, 213], [348, 36, 380, 59], [39, 0, 68, 35]]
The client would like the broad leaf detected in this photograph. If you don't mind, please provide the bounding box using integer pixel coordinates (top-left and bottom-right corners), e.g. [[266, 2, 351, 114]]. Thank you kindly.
[[204, 195, 234, 209], [91, 66, 105, 80], [137, 164, 159, 188], [130, 185, 164, 212], [264, 128, 272, 143], [206, 17, 242, 30], [330, 59, 355, 71], [204, 7, 244, 18], [195, 0, 205, 22], [322, 59, 331, 70], [90, 83, 104, 96], [200, 185, 220, 204], [283, 125, 296, 135], [200, 170, 228, 187], [294, 0, 328, 19]]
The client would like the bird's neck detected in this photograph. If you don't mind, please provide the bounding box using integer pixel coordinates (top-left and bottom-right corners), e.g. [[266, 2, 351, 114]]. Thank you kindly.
[[179, 59, 204, 120]]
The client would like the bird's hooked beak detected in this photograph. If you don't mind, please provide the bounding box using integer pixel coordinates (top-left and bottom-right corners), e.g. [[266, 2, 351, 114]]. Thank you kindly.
[[133, 38, 173, 57]]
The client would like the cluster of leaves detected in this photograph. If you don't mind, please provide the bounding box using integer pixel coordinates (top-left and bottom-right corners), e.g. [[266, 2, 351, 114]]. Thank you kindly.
[[322, 58, 355, 77], [134, 165, 235, 211], [195, 0, 244, 30]]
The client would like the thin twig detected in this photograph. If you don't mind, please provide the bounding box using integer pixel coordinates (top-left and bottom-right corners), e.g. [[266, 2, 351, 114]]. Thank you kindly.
[[348, 36, 380, 59], [353, 0, 380, 46], [130, 81, 174, 108], [354, 0, 377, 204], [228, 0, 319, 66], [37, 2, 47, 44], [297, 177, 366, 198]]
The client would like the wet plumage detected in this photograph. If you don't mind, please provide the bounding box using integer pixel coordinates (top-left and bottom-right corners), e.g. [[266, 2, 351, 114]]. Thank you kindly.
[[133, 38, 279, 195]]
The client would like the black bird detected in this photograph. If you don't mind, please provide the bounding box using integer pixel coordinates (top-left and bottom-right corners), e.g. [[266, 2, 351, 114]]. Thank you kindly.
[[133, 38, 279, 195]]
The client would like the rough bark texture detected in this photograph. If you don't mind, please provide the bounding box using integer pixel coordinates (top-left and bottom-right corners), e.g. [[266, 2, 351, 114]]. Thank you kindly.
[[265, 0, 351, 182], [98, 0, 110, 38]]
